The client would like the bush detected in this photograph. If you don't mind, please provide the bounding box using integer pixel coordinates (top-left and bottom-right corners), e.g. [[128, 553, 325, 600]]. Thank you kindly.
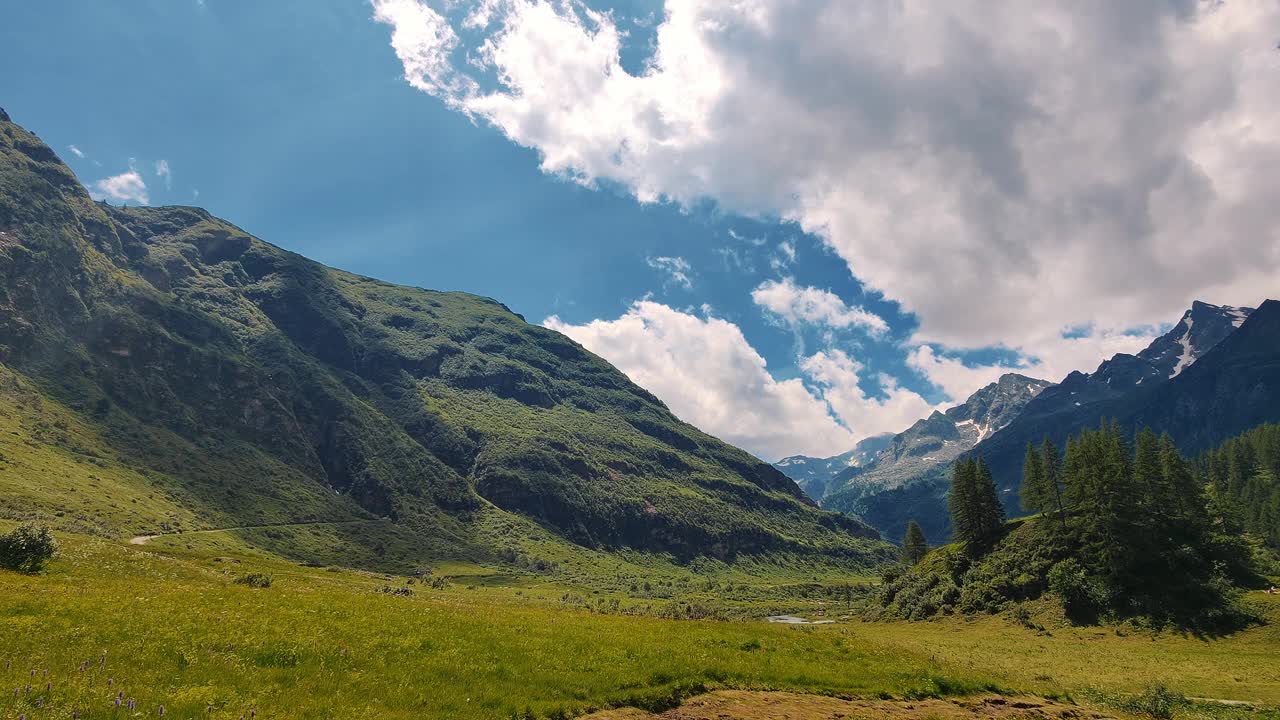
[[234, 572, 273, 588], [0, 523, 57, 573], [1128, 683, 1184, 720], [1047, 558, 1105, 622]]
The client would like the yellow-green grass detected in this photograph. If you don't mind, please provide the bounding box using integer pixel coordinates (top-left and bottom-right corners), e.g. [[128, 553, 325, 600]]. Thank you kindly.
[[847, 597, 1280, 706], [0, 534, 981, 720], [4, 532, 1280, 720]]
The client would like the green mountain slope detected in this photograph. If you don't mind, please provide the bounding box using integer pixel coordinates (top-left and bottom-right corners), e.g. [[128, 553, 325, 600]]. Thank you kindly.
[[0, 107, 888, 570]]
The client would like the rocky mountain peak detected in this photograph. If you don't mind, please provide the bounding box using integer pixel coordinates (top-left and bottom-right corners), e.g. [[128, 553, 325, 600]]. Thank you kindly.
[[1137, 300, 1253, 379]]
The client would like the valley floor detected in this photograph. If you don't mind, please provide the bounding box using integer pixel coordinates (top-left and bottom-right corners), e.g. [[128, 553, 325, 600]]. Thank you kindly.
[[2, 529, 1279, 719]]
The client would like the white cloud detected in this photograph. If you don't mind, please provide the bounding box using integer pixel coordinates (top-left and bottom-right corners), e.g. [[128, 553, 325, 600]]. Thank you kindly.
[[90, 169, 149, 205], [906, 346, 1013, 403], [752, 277, 888, 335], [801, 349, 940, 439], [545, 301, 855, 459], [646, 255, 692, 289], [155, 159, 172, 189], [906, 325, 1161, 403], [778, 239, 796, 263], [374, 0, 1280, 352], [67, 145, 85, 158]]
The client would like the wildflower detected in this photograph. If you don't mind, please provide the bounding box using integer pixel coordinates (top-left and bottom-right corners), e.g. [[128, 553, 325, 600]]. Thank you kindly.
[[108, 677, 114, 686], [208, 705, 213, 713], [159, 704, 165, 716], [46, 682, 51, 692], [119, 690, 124, 698], [116, 698, 122, 708], [129, 699, 136, 710]]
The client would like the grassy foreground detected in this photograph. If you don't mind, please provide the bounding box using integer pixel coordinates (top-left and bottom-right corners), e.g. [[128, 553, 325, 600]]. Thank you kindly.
[[2, 532, 1278, 719]]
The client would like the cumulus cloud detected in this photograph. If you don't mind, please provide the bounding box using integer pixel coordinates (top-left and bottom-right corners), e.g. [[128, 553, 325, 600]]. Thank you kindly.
[[906, 325, 1161, 403], [155, 159, 172, 189], [906, 347, 1014, 404], [545, 301, 945, 459], [646, 255, 693, 289], [373, 0, 1280, 352], [545, 301, 856, 458], [752, 277, 888, 335], [90, 167, 149, 205], [801, 349, 940, 438]]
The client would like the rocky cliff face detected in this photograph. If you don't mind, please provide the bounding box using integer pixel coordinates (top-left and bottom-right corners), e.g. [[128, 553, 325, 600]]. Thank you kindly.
[[819, 374, 1051, 540]]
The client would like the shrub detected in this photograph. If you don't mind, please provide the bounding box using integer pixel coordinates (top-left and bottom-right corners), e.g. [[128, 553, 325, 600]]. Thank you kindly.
[[1128, 683, 1184, 720], [0, 523, 57, 573], [234, 572, 273, 588], [1047, 558, 1105, 622]]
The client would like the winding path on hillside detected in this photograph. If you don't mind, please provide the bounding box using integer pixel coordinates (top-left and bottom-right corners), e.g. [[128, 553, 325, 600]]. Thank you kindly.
[[128, 519, 377, 546]]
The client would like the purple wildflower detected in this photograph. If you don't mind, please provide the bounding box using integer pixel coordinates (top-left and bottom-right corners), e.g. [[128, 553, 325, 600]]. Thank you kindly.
[[208, 705, 213, 713], [129, 699, 136, 710], [30, 668, 35, 676], [116, 698, 122, 708], [159, 703, 165, 716], [119, 690, 125, 698], [46, 681, 51, 692], [108, 677, 114, 686]]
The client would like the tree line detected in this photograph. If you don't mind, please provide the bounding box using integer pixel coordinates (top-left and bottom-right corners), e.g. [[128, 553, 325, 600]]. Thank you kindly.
[[896, 421, 1261, 626]]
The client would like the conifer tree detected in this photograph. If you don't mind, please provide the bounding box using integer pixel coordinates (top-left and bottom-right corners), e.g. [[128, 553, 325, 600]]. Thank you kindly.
[[974, 457, 1005, 552], [1041, 437, 1067, 529], [902, 520, 928, 565], [1021, 442, 1047, 514], [949, 458, 979, 556], [1132, 428, 1165, 523]]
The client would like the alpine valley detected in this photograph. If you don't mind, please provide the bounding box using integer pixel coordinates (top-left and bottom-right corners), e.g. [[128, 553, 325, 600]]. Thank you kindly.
[[2, 98, 1279, 720]]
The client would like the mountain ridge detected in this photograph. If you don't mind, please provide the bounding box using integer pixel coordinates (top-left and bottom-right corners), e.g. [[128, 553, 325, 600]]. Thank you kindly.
[[851, 300, 1270, 542], [0, 107, 889, 570]]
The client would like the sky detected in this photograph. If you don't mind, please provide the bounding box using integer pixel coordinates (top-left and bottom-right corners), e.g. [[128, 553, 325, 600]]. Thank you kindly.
[[2, 1, 1277, 462]]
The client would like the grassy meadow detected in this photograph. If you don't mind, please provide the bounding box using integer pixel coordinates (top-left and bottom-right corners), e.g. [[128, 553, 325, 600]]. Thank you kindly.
[[2, 528, 1279, 719]]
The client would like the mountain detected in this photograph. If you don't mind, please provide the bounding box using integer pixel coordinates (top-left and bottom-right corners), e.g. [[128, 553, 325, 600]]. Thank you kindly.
[[859, 300, 1267, 543], [0, 108, 889, 571], [773, 433, 893, 501], [819, 373, 1051, 541]]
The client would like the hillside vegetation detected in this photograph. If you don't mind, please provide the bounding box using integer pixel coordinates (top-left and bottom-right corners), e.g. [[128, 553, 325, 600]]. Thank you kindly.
[[873, 424, 1264, 630], [0, 108, 887, 573]]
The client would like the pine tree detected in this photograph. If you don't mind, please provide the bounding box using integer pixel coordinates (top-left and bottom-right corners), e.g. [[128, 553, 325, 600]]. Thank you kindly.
[[949, 458, 979, 556], [1132, 428, 1165, 524], [902, 520, 928, 565], [1042, 437, 1067, 530], [951, 456, 1004, 558], [1021, 442, 1047, 514], [974, 457, 1005, 553]]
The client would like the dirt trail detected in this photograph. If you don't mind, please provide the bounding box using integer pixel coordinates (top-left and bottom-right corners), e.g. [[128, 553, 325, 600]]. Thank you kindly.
[[127, 519, 374, 546], [584, 691, 1117, 720]]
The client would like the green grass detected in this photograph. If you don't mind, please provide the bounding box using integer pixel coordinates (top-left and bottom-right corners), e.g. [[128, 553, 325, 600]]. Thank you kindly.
[[0, 534, 976, 720], [2, 531, 1278, 719]]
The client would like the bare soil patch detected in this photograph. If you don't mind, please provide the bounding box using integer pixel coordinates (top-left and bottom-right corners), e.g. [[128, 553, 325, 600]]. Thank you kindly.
[[584, 691, 1118, 720]]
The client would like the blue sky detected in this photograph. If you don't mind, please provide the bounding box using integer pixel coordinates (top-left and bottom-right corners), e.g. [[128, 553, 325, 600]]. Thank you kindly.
[[4, 1, 1275, 460]]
